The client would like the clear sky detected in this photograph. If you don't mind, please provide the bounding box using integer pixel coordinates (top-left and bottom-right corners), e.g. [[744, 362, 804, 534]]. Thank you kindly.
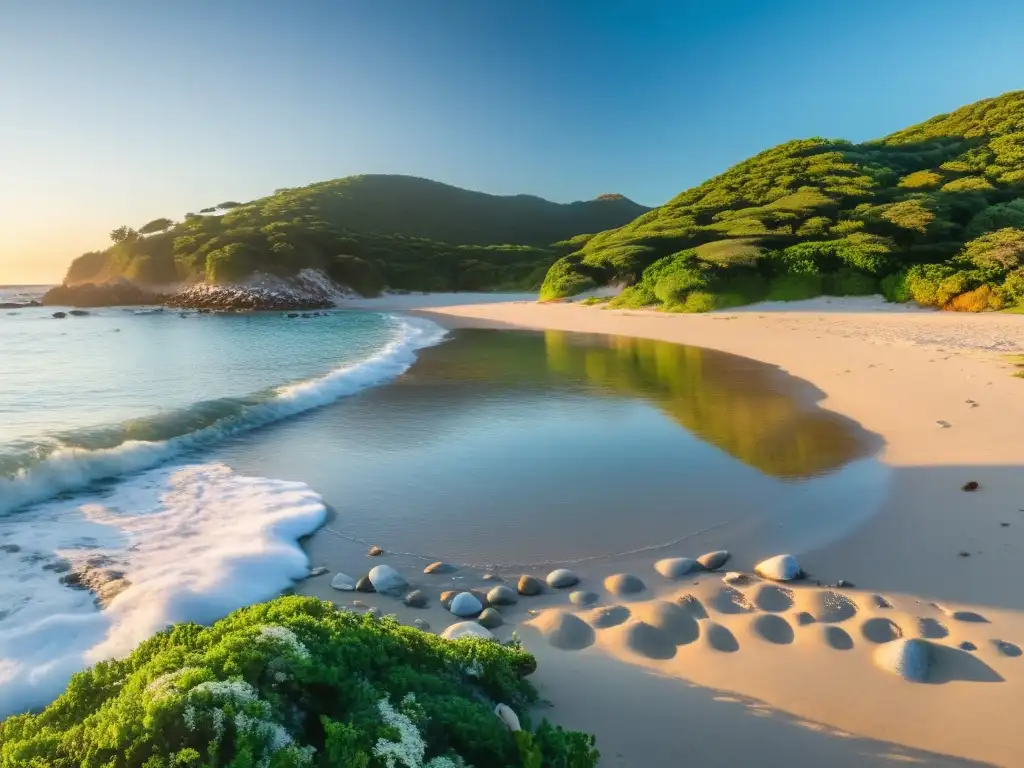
[[2, 0, 1023, 284]]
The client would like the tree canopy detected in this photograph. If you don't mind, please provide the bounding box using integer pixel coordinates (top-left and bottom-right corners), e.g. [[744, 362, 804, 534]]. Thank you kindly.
[[541, 90, 1024, 312]]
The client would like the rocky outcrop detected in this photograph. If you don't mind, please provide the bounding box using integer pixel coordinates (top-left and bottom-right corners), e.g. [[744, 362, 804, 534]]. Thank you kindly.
[[42, 281, 163, 307], [59, 555, 130, 607]]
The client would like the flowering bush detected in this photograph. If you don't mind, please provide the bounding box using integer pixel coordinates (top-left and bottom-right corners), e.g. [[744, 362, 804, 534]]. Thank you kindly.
[[0, 597, 598, 768]]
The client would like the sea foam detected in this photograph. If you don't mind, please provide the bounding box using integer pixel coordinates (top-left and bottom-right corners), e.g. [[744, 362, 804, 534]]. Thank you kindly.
[[0, 315, 447, 516], [0, 463, 328, 718]]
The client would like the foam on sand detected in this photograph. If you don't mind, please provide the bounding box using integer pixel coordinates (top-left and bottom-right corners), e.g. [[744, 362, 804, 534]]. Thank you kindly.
[[0, 462, 327, 718], [0, 316, 446, 516]]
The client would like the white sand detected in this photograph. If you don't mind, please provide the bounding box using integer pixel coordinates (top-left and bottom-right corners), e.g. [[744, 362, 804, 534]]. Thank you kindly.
[[300, 295, 1024, 766]]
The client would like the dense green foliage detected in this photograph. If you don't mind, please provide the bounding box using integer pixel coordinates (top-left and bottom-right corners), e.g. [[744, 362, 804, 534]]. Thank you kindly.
[[64, 175, 646, 295], [541, 91, 1024, 311], [0, 597, 598, 768]]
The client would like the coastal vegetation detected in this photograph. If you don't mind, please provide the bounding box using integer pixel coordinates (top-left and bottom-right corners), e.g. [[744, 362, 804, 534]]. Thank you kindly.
[[0, 596, 598, 768], [540, 91, 1024, 312], [60, 175, 647, 295]]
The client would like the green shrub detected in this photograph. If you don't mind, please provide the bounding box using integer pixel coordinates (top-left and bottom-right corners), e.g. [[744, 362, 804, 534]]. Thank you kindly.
[[0, 597, 598, 768], [607, 284, 657, 308], [766, 274, 824, 302], [538, 256, 596, 301], [1002, 267, 1024, 305], [653, 269, 708, 305], [880, 272, 910, 303], [825, 269, 878, 296]]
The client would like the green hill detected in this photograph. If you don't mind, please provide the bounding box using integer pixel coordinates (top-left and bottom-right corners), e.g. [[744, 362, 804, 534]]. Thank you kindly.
[[541, 91, 1024, 312], [63, 175, 648, 295]]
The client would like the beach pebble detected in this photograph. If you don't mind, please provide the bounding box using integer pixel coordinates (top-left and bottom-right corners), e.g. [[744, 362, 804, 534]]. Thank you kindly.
[[604, 573, 646, 596], [482, 573, 501, 581], [52, 311, 67, 319], [754, 554, 802, 582], [440, 590, 458, 609], [368, 545, 384, 556], [424, 561, 458, 575], [936, 420, 951, 428], [307, 566, 329, 577], [368, 564, 408, 596], [413, 618, 430, 631], [697, 550, 731, 571], [569, 590, 600, 607], [487, 585, 518, 606], [355, 576, 375, 593], [874, 638, 932, 682], [450, 592, 484, 618], [961, 481, 980, 492], [494, 703, 521, 732], [403, 590, 428, 608], [441, 621, 495, 641], [330, 573, 356, 591], [546, 569, 579, 588], [518, 575, 543, 595], [477, 607, 504, 629], [654, 557, 698, 579], [722, 572, 748, 585]]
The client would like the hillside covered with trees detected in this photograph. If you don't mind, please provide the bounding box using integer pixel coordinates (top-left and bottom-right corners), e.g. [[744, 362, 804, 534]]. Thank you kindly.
[[60, 175, 648, 295], [541, 91, 1024, 312]]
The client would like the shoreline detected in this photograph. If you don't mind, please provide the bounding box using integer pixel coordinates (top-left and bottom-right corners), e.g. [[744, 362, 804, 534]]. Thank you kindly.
[[296, 295, 1024, 766]]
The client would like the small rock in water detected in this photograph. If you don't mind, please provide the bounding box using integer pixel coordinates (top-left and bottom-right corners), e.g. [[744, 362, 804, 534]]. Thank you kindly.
[[958, 551, 971, 558], [487, 585, 518, 606], [352, 599, 367, 608], [368, 564, 408, 596], [308, 566, 329, 577], [482, 573, 501, 581], [569, 590, 599, 607], [441, 621, 495, 641], [368, 545, 384, 556], [604, 573, 645, 596], [834, 579, 854, 588], [69, 309, 89, 316], [722, 572, 747, 585], [330, 573, 356, 591], [477, 607, 504, 629], [450, 592, 484, 618], [355, 576, 376, 593], [494, 703, 521, 732], [424, 561, 458, 575], [1000, 522, 1011, 527], [961, 481, 980, 492], [517, 575, 543, 595], [654, 557, 698, 579], [754, 554, 802, 582], [440, 590, 458, 609], [52, 311, 67, 319], [696, 550, 731, 571], [403, 590, 428, 608], [874, 638, 932, 682], [367, 607, 381, 618], [413, 618, 431, 631], [546, 569, 579, 588]]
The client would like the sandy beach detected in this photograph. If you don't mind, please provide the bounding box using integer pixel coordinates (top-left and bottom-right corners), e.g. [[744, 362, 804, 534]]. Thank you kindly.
[[298, 295, 1024, 767]]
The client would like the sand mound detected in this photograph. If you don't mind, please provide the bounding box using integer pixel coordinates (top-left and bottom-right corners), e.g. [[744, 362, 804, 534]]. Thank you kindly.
[[862, 617, 903, 644], [608, 620, 677, 660], [796, 589, 858, 623], [821, 625, 854, 650], [677, 594, 709, 619], [711, 585, 755, 614], [569, 590, 599, 607], [702, 621, 740, 653], [654, 557, 697, 579], [917, 617, 949, 639], [874, 638, 931, 682], [794, 611, 816, 626], [631, 600, 700, 645], [586, 605, 631, 628], [604, 573, 646, 596], [750, 614, 795, 645], [751, 583, 794, 612], [529, 610, 595, 650]]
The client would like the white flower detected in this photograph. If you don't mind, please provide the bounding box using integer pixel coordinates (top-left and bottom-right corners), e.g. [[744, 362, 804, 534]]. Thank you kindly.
[[257, 625, 311, 659], [372, 696, 470, 768]]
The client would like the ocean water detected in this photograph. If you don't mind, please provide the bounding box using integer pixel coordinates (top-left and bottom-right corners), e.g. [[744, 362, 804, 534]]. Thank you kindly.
[[0, 309, 884, 718]]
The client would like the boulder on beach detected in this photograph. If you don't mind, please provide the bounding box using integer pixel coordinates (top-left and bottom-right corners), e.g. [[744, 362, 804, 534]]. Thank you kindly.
[[403, 590, 428, 608], [477, 607, 504, 629], [355, 576, 376, 593], [487, 585, 518, 606], [518, 575, 543, 595], [546, 568, 579, 589], [368, 564, 408, 595], [413, 618, 430, 631], [424, 561, 458, 575], [441, 621, 495, 641], [440, 590, 458, 609], [450, 592, 484, 618], [754, 554, 802, 582], [367, 545, 384, 556], [307, 566, 329, 577], [330, 573, 356, 591], [569, 590, 599, 607], [697, 550, 731, 571], [604, 573, 646, 596], [654, 557, 698, 579], [874, 638, 932, 682]]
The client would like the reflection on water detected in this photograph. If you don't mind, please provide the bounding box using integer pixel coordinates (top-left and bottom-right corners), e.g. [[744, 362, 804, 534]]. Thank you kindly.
[[403, 329, 876, 479], [215, 327, 884, 564]]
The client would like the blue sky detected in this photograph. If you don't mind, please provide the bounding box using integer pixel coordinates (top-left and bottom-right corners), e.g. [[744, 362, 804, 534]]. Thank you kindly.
[[2, 0, 1023, 282]]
